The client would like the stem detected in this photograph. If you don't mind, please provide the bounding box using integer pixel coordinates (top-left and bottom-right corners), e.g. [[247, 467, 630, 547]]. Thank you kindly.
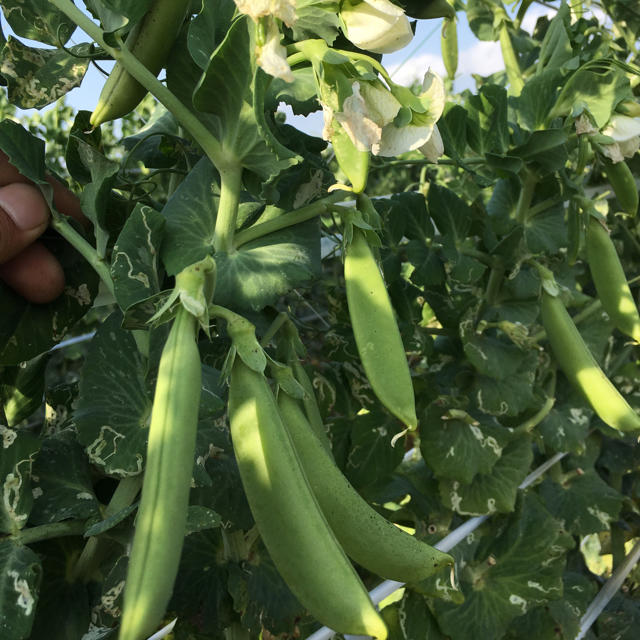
[[513, 395, 555, 434], [213, 164, 243, 254], [260, 312, 289, 347], [50, 215, 115, 296], [527, 196, 564, 219], [71, 475, 143, 582], [234, 192, 348, 248], [484, 264, 505, 306], [49, 0, 227, 171], [515, 171, 537, 223], [12, 520, 86, 545]]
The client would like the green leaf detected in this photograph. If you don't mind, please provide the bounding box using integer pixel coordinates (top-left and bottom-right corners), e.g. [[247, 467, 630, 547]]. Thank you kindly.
[[344, 411, 405, 491], [472, 351, 539, 417], [75, 312, 151, 477], [290, 0, 340, 43], [427, 184, 473, 254], [438, 435, 533, 515], [539, 470, 624, 535], [0, 119, 47, 185], [537, 3, 573, 72], [467, 85, 509, 156], [537, 395, 591, 454], [0, 0, 76, 46], [193, 16, 252, 142], [0, 539, 42, 640], [160, 156, 218, 275], [65, 111, 103, 184], [111, 204, 165, 312], [466, 0, 498, 41], [214, 220, 321, 311], [29, 436, 100, 526], [381, 591, 446, 639], [0, 428, 40, 533], [517, 69, 563, 130], [462, 331, 527, 381], [433, 493, 573, 640], [1, 355, 47, 426], [185, 505, 222, 535], [187, 0, 236, 69], [0, 38, 89, 109], [420, 408, 511, 485]]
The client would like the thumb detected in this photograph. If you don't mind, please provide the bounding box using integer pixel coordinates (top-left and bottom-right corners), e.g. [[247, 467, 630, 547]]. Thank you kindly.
[[0, 183, 50, 264]]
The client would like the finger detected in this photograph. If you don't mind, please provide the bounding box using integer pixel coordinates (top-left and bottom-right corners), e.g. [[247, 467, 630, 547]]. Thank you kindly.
[[0, 151, 86, 224], [0, 242, 65, 303], [0, 182, 50, 264]]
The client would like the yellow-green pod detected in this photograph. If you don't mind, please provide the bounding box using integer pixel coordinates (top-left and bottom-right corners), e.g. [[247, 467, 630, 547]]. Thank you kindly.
[[277, 392, 454, 583], [345, 228, 417, 430], [332, 124, 369, 193], [602, 157, 638, 216], [91, 0, 190, 127], [540, 289, 640, 432], [441, 17, 458, 82], [119, 306, 201, 640], [586, 216, 640, 342], [228, 360, 387, 639]]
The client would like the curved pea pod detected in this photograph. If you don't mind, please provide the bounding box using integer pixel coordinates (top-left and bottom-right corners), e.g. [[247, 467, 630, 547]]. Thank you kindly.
[[586, 216, 640, 343], [91, 0, 190, 127], [277, 392, 453, 583], [344, 228, 417, 430], [441, 17, 458, 82], [228, 360, 387, 639], [540, 289, 640, 432], [602, 157, 638, 216], [566, 200, 581, 266], [332, 124, 369, 193], [119, 306, 201, 640]]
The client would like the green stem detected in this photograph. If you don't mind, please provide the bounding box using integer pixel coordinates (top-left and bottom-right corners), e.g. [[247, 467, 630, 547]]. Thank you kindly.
[[260, 312, 289, 347], [50, 215, 115, 297], [213, 164, 243, 254], [11, 520, 86, 545], [49, 0, 227, 171], [515, 171, 537, 224], [527, 196, 564, 219], [234, 191, 348, 248], [71, 475, 143, 582], [485, 264, 505, 305], [513, 395, 555, 434]]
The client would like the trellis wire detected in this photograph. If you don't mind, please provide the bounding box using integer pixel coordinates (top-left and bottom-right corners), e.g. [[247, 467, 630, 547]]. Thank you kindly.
[[307, 451, 568, 640], [574, 540, 640, 639]]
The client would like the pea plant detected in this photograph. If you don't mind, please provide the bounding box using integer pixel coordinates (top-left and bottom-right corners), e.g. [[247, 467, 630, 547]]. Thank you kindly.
[[1, 1, 640, 639]]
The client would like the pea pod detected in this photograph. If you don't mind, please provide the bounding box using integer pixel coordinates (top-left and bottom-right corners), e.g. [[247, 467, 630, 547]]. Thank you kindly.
[[119, 305, 201, 640], [91, 0, 190, 127], [540, 289, 640, 432], [586, 216, 640, 342], [441, 17, 458, 82], [332, 124, 369, 193], [602, 157, 638, 216], [345, 228, 417, 430], [277, 392, 454, 583], [228, 360, 387, 638]]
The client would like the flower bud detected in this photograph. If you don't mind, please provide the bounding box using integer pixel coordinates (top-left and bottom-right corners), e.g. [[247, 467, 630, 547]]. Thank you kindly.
[[340, 0, 413, 54]]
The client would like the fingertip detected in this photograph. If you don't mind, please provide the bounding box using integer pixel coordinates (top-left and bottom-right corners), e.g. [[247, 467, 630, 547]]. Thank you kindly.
[[0, 242, 65, 304]]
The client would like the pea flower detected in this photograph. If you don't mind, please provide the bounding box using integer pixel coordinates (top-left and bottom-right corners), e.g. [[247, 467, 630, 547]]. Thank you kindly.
[[234, 0, 297, 83], [600, 113, 640, 163], [340, 0, 413, 54], [418, 124, 444, 162], [234, 0, 297, 26]]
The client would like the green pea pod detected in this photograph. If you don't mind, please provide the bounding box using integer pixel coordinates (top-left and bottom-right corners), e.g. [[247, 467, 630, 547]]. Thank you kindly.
[[602, 157, 638, 216], [441, 17, 458, 82], [277, 392, 454, 583], [345, 228, 417, 430], [575, 133, 589, 177], [332, 124, 369, 193], [119, 306, 201, 640], [540, 289, 640, 432], [498, 18, 524, 96], [91, 0, 190, 127], [586, 216, 640, 342], [228, 360, 387, 639]]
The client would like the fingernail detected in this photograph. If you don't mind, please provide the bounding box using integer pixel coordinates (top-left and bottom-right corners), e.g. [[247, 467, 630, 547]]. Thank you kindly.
[[0, 183, 50, 231]]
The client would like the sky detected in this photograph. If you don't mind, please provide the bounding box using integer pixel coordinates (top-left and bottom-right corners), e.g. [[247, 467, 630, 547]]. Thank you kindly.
[[1, 3, 608, 138]]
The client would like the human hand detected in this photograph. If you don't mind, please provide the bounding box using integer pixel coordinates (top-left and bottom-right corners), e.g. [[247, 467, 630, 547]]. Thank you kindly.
[[0, 151, 85, 304]]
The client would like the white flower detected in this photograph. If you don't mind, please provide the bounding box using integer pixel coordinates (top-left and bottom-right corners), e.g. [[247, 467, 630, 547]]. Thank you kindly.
[[256, 20, 294, 82], [340, 0, 413, 54], [601, 114, 640, 162], [234, 0, 297, 26], [418, 125, 444, 161]]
